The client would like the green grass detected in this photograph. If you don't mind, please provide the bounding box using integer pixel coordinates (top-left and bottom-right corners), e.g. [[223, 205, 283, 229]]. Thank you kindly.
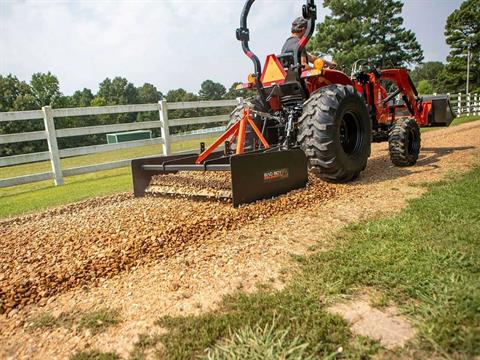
[[28, 308, 120, 336], [201, 321, 318, 360], [0, 167, 132, 218], [29, 312, 74, 330], [0, 137, 217, 180], [77, 308, 121, 335], [151, 167, 480, 359], [0, 136, 216, 219], [70, 350, 120, 360], [129, 334, 162, 360]]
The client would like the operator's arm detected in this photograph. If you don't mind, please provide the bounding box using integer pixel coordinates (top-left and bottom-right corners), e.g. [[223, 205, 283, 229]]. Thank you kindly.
[[307, 52, 317, 64], [308, 50, 337, 69], [301, 49, 316, 68]]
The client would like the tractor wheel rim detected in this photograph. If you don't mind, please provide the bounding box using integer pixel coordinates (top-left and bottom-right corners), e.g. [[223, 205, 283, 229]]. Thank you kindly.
[[340, 111, 361, 155]]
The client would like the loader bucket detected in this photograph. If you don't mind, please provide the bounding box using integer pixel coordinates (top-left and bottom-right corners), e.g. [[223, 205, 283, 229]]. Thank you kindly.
[[423, 95, 456, 127], [131, 148, 308, 207]]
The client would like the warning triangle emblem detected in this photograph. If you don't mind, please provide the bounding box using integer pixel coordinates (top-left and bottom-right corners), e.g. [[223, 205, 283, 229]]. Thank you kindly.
[[260, 55, 286, 85]]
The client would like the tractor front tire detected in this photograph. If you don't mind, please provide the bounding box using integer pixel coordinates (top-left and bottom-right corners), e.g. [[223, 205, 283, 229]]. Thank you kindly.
[[298, 84, 371, 182], [388, 118, 421, 166]]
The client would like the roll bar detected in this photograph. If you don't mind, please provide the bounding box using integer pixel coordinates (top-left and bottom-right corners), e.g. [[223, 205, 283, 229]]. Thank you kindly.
[[295, 0, 317, 69], [236, 0, 317, 109]]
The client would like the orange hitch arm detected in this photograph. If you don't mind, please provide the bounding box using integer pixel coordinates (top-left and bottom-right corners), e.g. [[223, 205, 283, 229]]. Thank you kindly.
[[195, 108, 269, 165]]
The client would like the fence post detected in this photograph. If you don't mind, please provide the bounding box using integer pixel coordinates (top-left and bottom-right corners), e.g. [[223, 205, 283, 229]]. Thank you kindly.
[[158, 100, 170, 155], [42, 106, 64, 185], [458, 93, 462, 115], [475, 94, 478, 116], [467, 93, 471, 116]]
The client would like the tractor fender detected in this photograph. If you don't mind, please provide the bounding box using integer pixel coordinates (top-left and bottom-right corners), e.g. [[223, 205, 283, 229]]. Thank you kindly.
[[322, 69, 354, 86]]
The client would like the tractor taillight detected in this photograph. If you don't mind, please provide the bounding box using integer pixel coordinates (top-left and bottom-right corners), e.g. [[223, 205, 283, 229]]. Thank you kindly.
[[314, 58, 325, 73]]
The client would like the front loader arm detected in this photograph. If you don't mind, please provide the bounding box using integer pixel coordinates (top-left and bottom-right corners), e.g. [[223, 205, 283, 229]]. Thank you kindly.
[[380, 69, 422, 121], [379, 68, 455, 127]]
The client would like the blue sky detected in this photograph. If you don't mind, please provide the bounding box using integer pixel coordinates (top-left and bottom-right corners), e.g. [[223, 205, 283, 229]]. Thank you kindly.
[[0, 0, 463, 95]]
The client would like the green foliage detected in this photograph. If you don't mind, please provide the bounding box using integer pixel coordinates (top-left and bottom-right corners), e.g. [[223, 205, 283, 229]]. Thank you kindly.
[[30, 71, 61, 107], [70, 88, 95, 107], [137, 82, 163, 104], [0, 74, 37, 112], [416, 80, 434, 95], [165, 85, 232, 134], [0, 74, 46, 156], [225, 82, 256, 100], [439, 0, 479, 93], [311, 0, 423, 71], [97, 77, 138, 105], [410, 61, 445, 93], [199, 79, 226, 100]]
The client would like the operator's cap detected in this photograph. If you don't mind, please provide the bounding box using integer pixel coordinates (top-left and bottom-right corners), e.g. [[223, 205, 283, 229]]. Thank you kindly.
[[292, 17, 308, 32]]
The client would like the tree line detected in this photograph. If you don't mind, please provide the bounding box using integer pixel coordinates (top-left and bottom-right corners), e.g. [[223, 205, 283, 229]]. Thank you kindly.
[[1, 0, 478, 157], [0, 74, 252, 157], [310, 0, 478, 95]]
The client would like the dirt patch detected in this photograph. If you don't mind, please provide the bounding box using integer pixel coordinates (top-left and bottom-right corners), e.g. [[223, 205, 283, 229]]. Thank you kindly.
[[328, 295, 414, 349], [1, 121, 479, 359]]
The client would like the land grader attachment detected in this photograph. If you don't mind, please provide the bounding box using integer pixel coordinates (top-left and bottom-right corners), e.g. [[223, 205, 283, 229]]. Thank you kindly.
[[132, 0, 455, 207], [131, 100, 308, 207]]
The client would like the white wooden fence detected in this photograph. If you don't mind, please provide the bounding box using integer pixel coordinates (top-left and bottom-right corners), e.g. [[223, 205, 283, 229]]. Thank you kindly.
[[0, 99, 238, 188], [448, 92, 479, 117]]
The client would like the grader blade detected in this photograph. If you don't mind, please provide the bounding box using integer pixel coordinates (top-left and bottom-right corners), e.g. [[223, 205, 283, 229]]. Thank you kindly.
[[131, 148, 308, 207], [230, 148, 308, 207]]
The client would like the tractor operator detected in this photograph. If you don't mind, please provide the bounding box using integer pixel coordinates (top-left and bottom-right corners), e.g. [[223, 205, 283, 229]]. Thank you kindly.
[[281, 17, 335, 69]]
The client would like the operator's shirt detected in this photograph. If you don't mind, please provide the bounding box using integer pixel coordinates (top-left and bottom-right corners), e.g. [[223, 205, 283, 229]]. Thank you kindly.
[[281, 36, 308, 59]]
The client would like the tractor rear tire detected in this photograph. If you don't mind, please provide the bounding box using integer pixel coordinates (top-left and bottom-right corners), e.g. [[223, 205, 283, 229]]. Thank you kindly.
[[388, 118, 421, 166], [297, 84, 371, 182]]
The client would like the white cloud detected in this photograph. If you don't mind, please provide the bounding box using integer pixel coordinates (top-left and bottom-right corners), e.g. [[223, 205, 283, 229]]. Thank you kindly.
[[0, 0, 308, 94], [0, 0, 459, 96]]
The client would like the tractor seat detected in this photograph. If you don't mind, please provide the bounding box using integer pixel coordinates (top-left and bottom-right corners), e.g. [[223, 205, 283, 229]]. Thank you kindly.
[[277, 53, 294, 69]]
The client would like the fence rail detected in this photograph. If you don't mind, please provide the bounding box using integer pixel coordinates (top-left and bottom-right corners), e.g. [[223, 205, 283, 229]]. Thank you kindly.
[[0, 99, 238, 188], [444, 92, 479, 117], [1, 92, 479, 189]]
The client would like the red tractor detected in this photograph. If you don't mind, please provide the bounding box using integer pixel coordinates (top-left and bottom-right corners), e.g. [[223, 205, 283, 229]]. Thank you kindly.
[[132, 0, 454, 206]]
